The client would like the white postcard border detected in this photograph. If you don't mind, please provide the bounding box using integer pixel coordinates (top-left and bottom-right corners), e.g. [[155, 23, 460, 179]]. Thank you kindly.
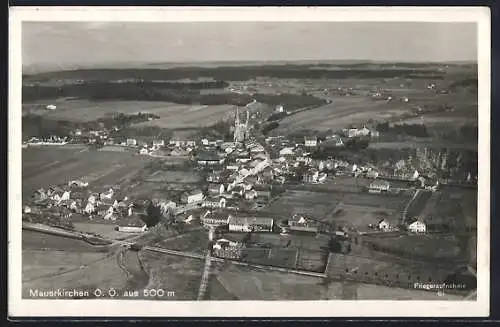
[[9, 6, 491, 318]]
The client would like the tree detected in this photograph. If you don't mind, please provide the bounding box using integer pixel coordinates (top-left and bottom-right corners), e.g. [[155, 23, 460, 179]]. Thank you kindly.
[[145, 200, 162, 227]]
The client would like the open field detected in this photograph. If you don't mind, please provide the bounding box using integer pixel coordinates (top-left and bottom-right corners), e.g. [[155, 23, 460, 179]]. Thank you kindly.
[[212, 262, 465, 300], [139, 251, 204, 300], [157, 228, 209, 254], [23, 99, 234, 127], [363, 234, 462, 261], [22, 146, 153, 200], [276, 96, 410, 132], [22, 250, 106, 281], [267, 188, 410, 229], [265, 190, 339, 219], [23, 230, 108, 253], [22, 230, 132, 298], [144, 170, 203, 184], [325, 253, 462, 289], [214, 264, 326, 300]]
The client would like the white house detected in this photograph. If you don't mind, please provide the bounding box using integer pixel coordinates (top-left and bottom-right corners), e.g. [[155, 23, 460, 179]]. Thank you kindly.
[[228, 216, 274, 233], [200, 211, 231, 227], [169, 139, 196, 147], [304, 136, 318, 147], [408, 220, 426, 233], [378, 219, 390, 231], [197, 151, 225, 166], [212, 238, 243, 250], [181, 189, 204, 204], [244, 189, 258, 200], [126, 139, 137, 146], [279, 147, 295, 156], [117, 216, 148, 233], [207, 183, 225, 195], [366, 170, 379, 179], [100, 188, 114, 200], [203, 197, 226, 209], [152, 139, 165, 148], [275, 105, 285, 113], [368, 180, 390, 193]]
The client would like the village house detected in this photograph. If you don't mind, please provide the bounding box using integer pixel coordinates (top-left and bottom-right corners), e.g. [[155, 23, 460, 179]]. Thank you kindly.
[[212, 237, 244, 250], [126, 138, 137, 146], [244, 189, 258, 200], [408, 219, 427, 233], [116, 215, 148, 233], [230, 185, 245, 197], [200, 210, 232, 228], [288, 215, 321, 233], [254, 187, 272, 199], [368, 180, 391, 193], [279, 147, 295, 156], [203, 196, 227, 209], [228, 216, 274, 232], [212, 237, 245, 259], [197, 151, 225, 166], [169, 139, 196, 147], [207, 183, 225, 196], [152, 139, 165, 148], [366, 170, 379, 179], [303, 169, 320, 183], [158, 200, 176, 215], [170, 148, 190, 156], [181, 189, 204, 204], [378, 219, 391, 231], [207, 170, 224, 183], [304, 136, 318, 147]]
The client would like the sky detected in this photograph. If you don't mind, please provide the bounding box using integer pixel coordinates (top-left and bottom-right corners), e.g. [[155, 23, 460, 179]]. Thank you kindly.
[[22, 22, 478, 69]]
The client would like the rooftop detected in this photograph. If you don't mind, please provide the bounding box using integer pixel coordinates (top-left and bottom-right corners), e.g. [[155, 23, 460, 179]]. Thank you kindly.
[[228, 216, 274, 226]]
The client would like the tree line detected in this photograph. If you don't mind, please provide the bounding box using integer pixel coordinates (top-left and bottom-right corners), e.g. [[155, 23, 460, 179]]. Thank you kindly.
[[23, 66, 447, 83]]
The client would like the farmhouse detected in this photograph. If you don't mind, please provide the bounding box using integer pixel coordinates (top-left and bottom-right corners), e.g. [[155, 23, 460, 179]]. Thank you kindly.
[[203, 196, 227, 209], [201, 210, 232, 227], [126, 139, 137, 146], [207, 183, 225, 195], [116, 216, 148, 233], [169, 139, 196, 147], [328, 134, 344, 147], [244, 189, 258, 200], [303, 169, 320, 183], [207, 170, 224, 183], [378, 219, 390, 231], [279, 147, 295, 156], [152, 139, 165, 148], [288, 215, 320, 233], [228, 216, 274, 232], [366, 170, 379, 179], [212, 238, 243, 250], [254, 186, 272, 198], [304, 136, 318, 147], [197, 151, 225, 166], [368, 180, 391, 193], [181, 189, 204, 204], [408, 219, 427, 233]]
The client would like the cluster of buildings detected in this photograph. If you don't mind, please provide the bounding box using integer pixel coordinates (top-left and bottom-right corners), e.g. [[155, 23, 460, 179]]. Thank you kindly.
[[23, 180, 153, 233]]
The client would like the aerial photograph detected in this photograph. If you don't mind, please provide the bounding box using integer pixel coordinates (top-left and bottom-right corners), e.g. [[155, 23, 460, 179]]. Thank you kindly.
[[21, 21, 478, 301]]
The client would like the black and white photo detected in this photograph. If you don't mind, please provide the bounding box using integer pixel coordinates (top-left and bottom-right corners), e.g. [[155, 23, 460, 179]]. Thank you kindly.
[[9, 7, 490, 318]]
